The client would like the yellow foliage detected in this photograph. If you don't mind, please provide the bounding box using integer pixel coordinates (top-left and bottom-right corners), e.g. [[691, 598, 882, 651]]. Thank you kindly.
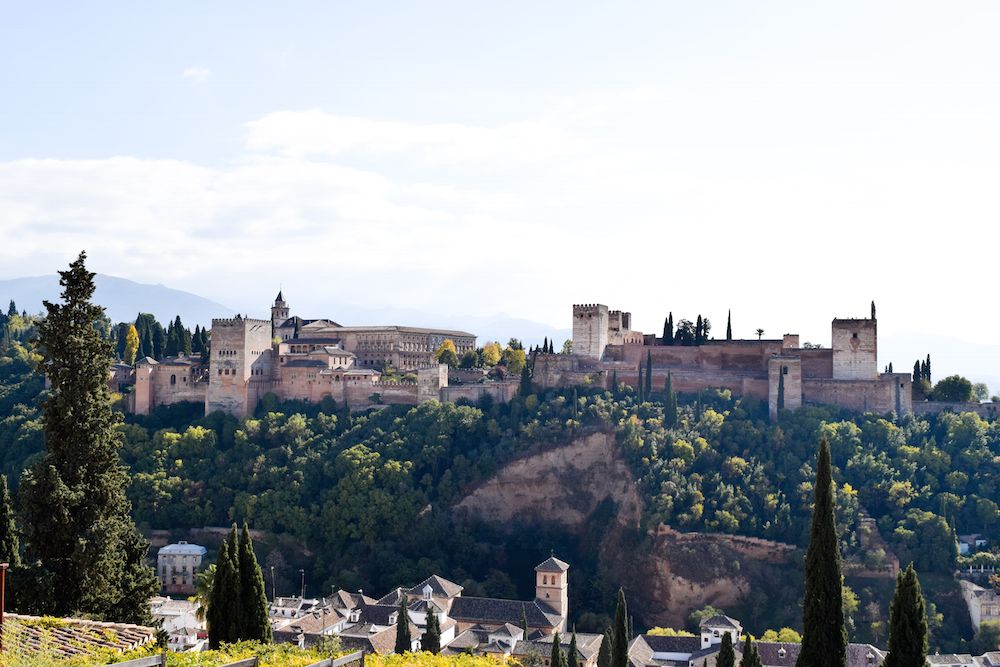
[[481, 342, 503, 367], [368, 653, 507, 667]]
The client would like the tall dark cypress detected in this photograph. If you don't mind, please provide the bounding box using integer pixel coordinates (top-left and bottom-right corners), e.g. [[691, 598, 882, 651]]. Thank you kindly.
[[18, 252, 157, 624], [726, 310, 732, 340], [665, 373, 677, 427], [637, 366, 644, 403], [519, 363, 533, 397], [662, 317, 670, 345], [644, 350, 653, 398], [695, 315, 703, 344], [925, 354, 931, 383], [612, 589, 629, 667], [0, 474, 20, 567], [520, 604, 529, 637], [666, 313, 674, 346], [238, 523, 272, 643], [422, 610, 442, 654], [551, 632, 568, 667], [739, 637, 762, 667], [777, 369, 785, 412], [598, 628, 613, 667], [568, 628, 580, 667], [913, 361, 921, 383], [610, 370, 618, 397], [543, 337, 549, 354], [884, 563, 928, 667], [717, 632, 735, 667], [395, 596, 412, 653], [208, 528, 239, 648], [796, 440, 847, 667]]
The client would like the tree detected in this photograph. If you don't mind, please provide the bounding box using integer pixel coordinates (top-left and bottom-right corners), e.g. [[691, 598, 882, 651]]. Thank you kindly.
[[884, 563, 927, 667], [422, 610, 442, 654], [777, 369, 785, 412], [395, 596, 411, 653], [481, 342, 503, 366], [675, 319, 695, 345], [18, 252, 157, 624], [238, 523, 271, 643], [6, 300, 15, 317], [520, 364, 533, 397], [637, 365, 644, 403], [717, 632, 735, 667], [208, 526, 239, 648], [756, 328, 764, 341], [796, 439, 846, 667], [973, 621, 1000, 653], [973, 383, 990, 402], [760, 628, 802, 643], [913, 361, 921, 383], [193, 564, 215, 622], [726, 310, 732, 341], [665, 373, 677, 427], [696, 315, 704, 345], [932, 375, 974, 402], [925, 354, 932, 383], [561, 340, 573, 355], [568, 629, 580, 667], [0, 475, 20, 567], [502, 346, 527, 374], [612, 589, 629, 667], [738, 636, 762, 667], [434, 340, 459, 367], [521, 603, 529, 637], [124, 324, 140, 365], [610, 370, 619, 397], [598, 628, 613, 667], [644, 350, 653, 399]]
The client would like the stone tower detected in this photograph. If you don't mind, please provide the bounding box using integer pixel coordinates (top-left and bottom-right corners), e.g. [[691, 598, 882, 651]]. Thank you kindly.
[[572, 304, 609, 360], [206, 314, 273, 417], [271, 291, 290, 333], [832, 313, 877, 380], [534, 555, 569, 631], [768, 355, 802, 421]]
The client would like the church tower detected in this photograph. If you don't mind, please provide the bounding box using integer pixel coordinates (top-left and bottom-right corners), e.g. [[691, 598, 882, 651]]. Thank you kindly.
[[534, 555, 569, 631], [271, 291, 290, 333]]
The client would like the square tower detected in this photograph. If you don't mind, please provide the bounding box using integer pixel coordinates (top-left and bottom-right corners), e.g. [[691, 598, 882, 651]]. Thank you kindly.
[[572, 304, 609, 360], [832, 317, 877, 380], [534, 555, 569, 631], [768, 355, 802, 421], [206, 315, 273, 416]]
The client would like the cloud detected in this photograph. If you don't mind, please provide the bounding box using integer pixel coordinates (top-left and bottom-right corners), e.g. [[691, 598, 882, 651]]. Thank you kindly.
[[182, 66, 210, 84]]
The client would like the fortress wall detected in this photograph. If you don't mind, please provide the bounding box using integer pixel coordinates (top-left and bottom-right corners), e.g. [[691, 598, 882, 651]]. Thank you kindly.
[[618, 341, 784, 372], [346, 382, 419, 406], [803, 373, 911, 415], [797, 348, 834, 378], [832, 319, 878, 380], [441, 381, 518, 404], [913, 401, 1000, 419]]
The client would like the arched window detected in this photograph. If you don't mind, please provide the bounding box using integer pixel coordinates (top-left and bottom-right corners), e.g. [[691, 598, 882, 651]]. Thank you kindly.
[[170, 375, 176, 385]]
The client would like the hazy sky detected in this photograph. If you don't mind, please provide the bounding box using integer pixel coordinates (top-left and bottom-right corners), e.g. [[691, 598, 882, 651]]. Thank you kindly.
[[2, 2, 999, 353]]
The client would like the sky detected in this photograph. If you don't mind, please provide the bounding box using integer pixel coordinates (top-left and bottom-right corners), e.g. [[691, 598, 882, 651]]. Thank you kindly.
[[2, 2, 1000, 378]]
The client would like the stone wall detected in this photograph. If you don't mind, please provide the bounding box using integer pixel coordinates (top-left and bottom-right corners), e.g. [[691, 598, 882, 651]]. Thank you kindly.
[[802, 373, 912, 415], [913, 401, 1000, 419], [768, 356, 802, 419], [441, 380, 518, 404], [572, 304, 609, 360], [206, 317, 272, 416], [832, 318, 877, 380]]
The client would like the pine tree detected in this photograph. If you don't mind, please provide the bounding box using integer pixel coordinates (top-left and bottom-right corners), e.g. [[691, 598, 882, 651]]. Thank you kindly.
[[422, 609, 442, 654], [612, 589, 629, 667], [884, 563, 928, 667], [726, 310, 732, 340], [598, 628, 613, 667], [238, 523, 271, 643], [208, 526, 240, 648], [717, 632, 736, 667], [644, 350, 653, 399], [176, 316, 192, 356], [395, 596, 411, 653], [568, 629, 580, 667], [0, 474, 20, 567], [796, 439, 847, 667], [124, 324, 140, 366], [739, 637, 762, 667], [18, 252, 157, 624]]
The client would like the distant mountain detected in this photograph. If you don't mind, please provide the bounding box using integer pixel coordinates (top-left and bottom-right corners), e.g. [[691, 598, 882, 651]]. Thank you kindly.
[[0, 274, 235, 326]]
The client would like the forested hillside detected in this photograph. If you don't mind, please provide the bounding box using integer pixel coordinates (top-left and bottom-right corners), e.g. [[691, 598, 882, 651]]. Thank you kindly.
[[0, 340, 998, 651]]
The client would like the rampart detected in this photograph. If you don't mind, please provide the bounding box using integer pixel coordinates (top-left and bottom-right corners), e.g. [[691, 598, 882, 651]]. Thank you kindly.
[[913, 401, 1000, 419]]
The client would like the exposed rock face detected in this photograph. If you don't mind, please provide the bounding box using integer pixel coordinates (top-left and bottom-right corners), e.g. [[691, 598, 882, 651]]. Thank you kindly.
[[453, 431, 644, 531]]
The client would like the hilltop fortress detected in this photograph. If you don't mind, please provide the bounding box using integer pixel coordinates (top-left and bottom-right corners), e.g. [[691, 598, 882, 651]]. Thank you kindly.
[[534, 302, 914, 418], [127, 292, 518, 417]]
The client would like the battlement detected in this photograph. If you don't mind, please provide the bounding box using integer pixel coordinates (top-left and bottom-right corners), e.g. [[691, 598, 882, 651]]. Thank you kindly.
[[573, 303, 609, 311], [212, 316, 271, 327]]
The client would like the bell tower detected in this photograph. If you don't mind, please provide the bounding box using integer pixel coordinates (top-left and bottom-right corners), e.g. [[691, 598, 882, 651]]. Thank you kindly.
[[534, 555, 569, 631], [271, 290, 290, 333]]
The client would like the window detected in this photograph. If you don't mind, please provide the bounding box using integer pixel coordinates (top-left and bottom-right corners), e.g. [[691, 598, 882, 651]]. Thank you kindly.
[[170, 375, 176, 385], [782, 367, 788, 375], [852, 332, 858, 339]]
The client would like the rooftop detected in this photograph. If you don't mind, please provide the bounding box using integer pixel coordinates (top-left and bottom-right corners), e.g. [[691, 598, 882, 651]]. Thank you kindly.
[[3, 614, 158, 657]]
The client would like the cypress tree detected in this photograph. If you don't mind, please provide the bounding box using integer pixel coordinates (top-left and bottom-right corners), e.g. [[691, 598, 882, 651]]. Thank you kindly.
[[551, 632, 568, 667], [6, 300, 15, 317], [395, 596, 411, 653], [520, 603, 529, 637], [519, 363, 533, 397], [796, 439, 847, 667], [665, 373, 677, 427], [925, 354, 931, 383], [662, 317, 670, 345], [637, 366, 644, 402], [568, 628, 580, 667], [18, 252, 157, 624], [610, 370, 618, 397], [717, 632, 735, 667], [0, 474, 20, 567], [644, 350, 653, 399], [777, 369, 785, 411], [208, 527, 239, 648], [192, 324, 202, 353], [164, 320, 178, 357], [884, 563, 928, 667], [913, 361, 921, 383], [238, 523, 271, 643], [667, 313, 674, 346], [696, 315, 704, 344], [543, 337, 549, 354], [598, 628, 613, 667], [422, 609, 442, 654], [739, 637, 762, 667], [612, 589, 629, 667], [726, 310, 732, 341]]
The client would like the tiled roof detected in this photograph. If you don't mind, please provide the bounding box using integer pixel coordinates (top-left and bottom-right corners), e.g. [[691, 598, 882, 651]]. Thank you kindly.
[[699, 614, 741, 630], [339, 626, 398, 655], [4, 614, 158, 657], [927, 656, 975, 666], [376, 587, 408, 607], [643, 634, 701, 654], [449, 597, 560, 628], [407, 574, 464, 599], [408, 598, 446, 614], [359, 603, 401, 626], [535, 556, 570, 573]]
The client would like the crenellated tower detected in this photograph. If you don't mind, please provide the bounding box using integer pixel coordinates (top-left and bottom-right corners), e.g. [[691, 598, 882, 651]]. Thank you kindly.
[[206, 314, 273, 417]]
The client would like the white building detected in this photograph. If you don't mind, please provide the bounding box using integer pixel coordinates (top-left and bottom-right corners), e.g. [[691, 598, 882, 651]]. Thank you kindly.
[[157, 542, 207, 595]]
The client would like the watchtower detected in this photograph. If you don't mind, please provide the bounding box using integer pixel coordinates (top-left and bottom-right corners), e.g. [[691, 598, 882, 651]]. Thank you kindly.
[[572, 304, 609, 360], [768, 355, 802, 421], [534, 555, 569, 632], [832, 314, 877, 380], [206, 315, 273, 416], [271, 291, 290, 333]]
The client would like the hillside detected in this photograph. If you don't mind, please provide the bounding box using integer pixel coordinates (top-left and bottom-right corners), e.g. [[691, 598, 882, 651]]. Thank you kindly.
[[0, 274, 234, 325]]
